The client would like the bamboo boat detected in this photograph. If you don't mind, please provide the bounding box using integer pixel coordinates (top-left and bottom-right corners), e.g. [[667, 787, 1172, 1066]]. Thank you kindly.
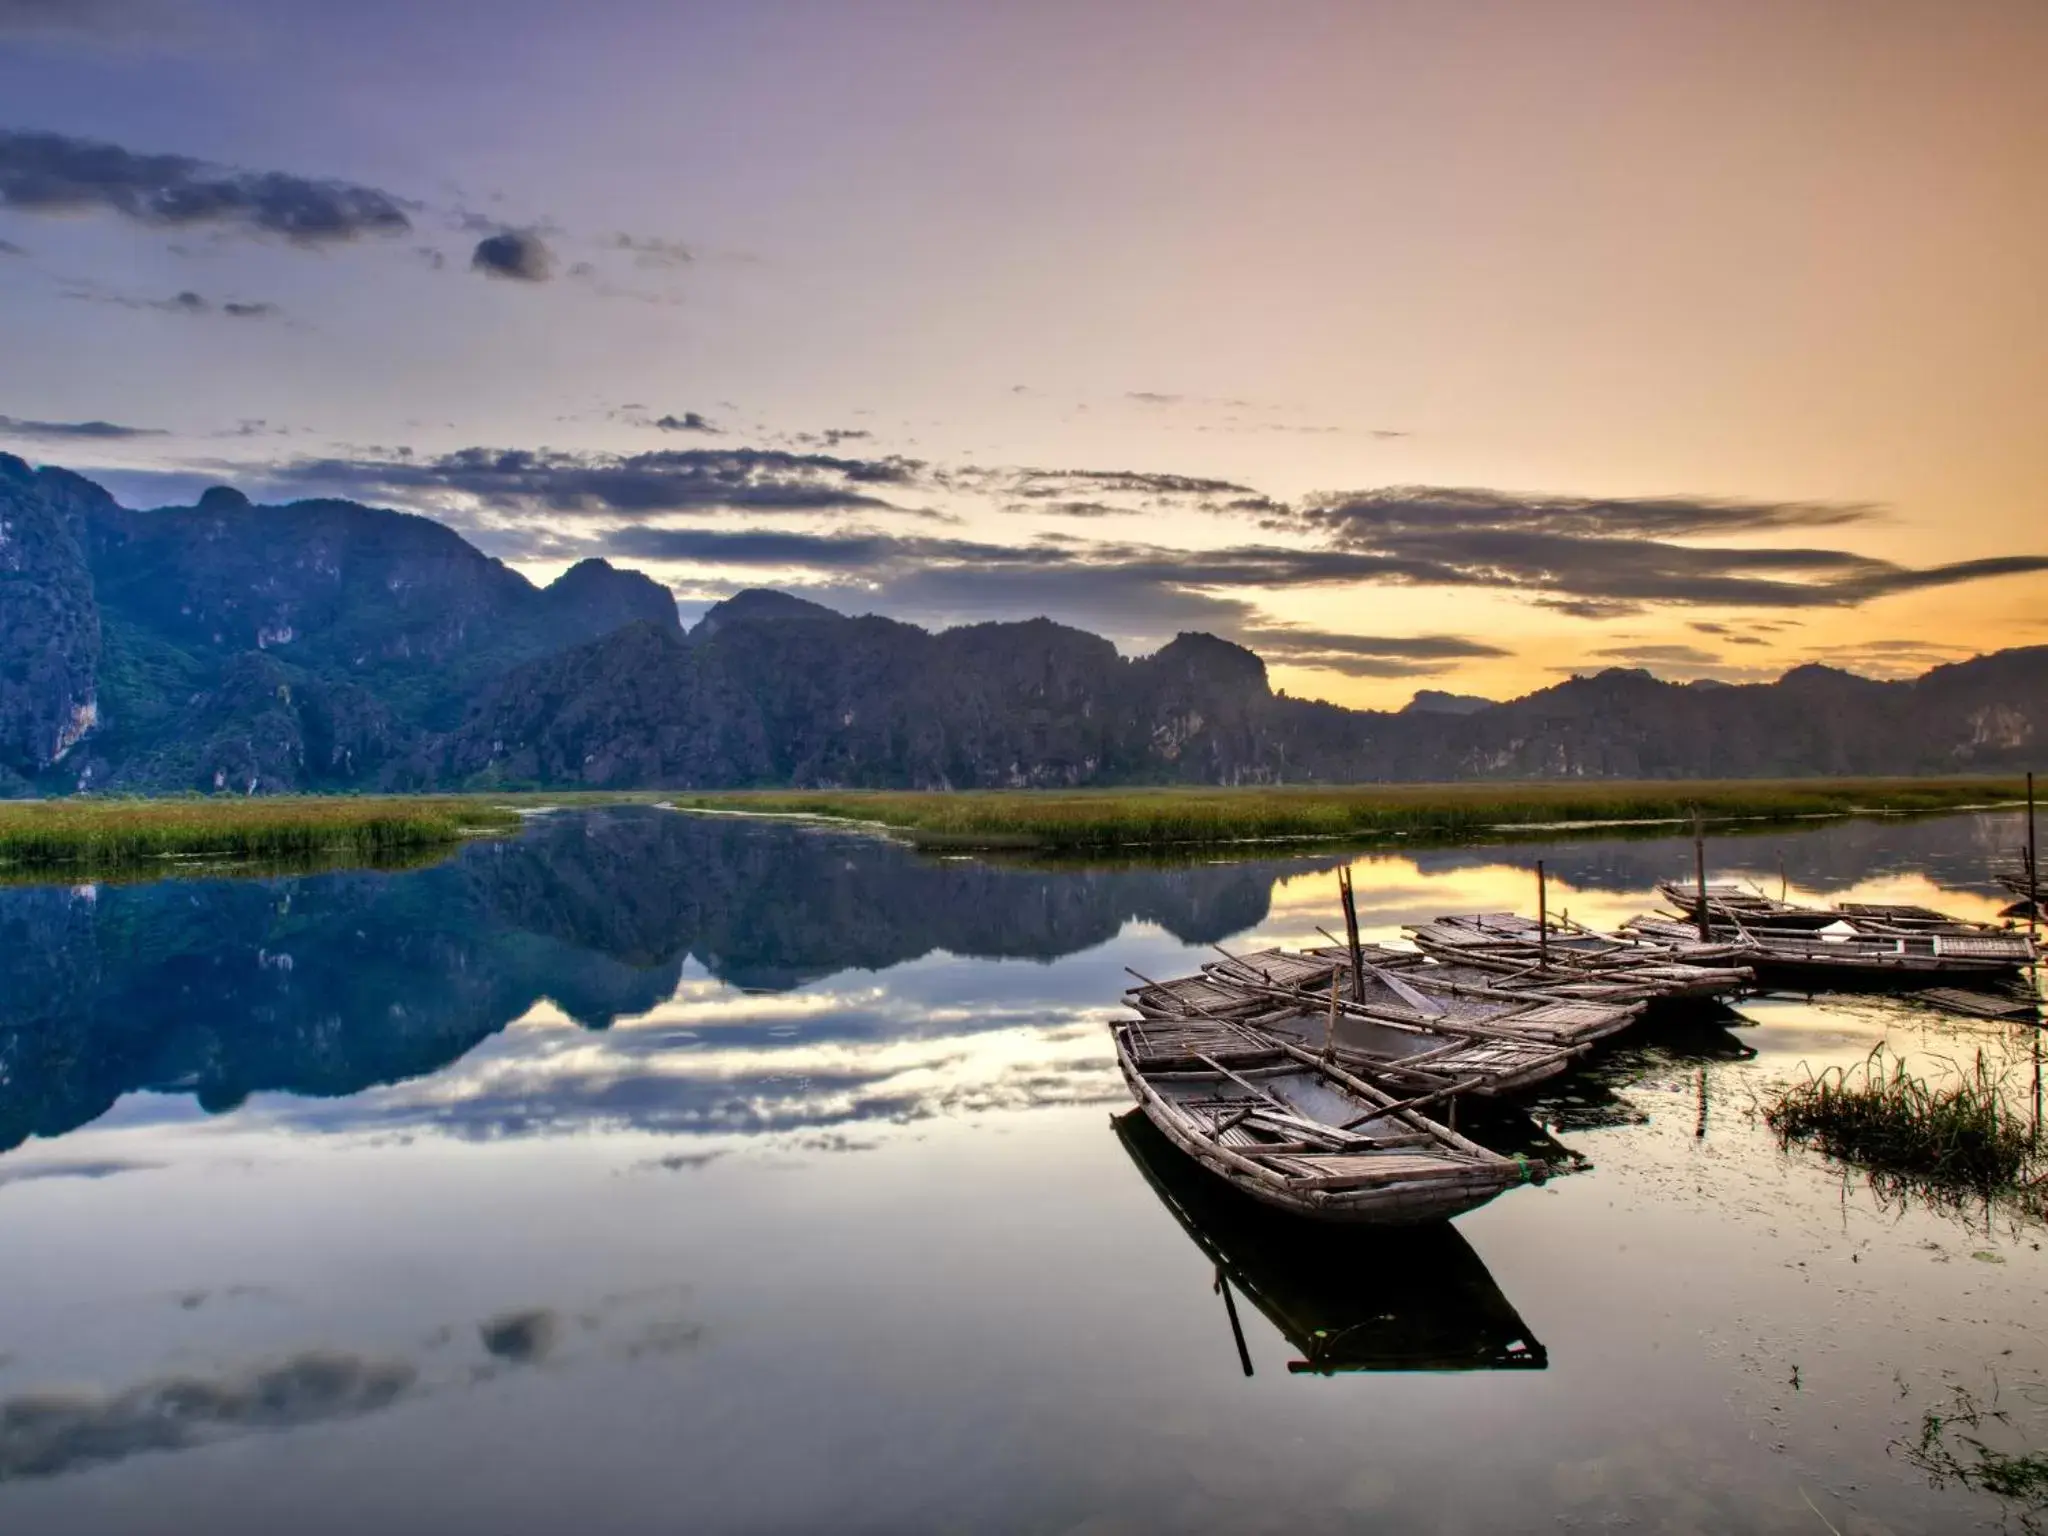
[[1405, 912, 1753, 1002], [1128, 944, 1638, 1095], [1112, 1012, 1543, 1224], [1112, 1109, 1548, 1373], [1645, 883, 2037, 982]]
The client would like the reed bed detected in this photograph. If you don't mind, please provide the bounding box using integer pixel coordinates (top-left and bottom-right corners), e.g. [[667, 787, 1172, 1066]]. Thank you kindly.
[[670, 777, 2024, 850], [1762, 1046, 2040, 1200], [0, 796, 521, 873]]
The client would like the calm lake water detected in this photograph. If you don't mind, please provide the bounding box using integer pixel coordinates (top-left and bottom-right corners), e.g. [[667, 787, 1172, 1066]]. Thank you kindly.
[[1, 807, 2043, 1534]]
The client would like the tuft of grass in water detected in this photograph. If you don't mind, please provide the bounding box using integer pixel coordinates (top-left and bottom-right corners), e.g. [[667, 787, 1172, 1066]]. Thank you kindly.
[[1898, 1381, 2048, 1532], [0, 796, 521, 874], [668, 777, 2027, 851], [1763, 1046, 2040, 1200]]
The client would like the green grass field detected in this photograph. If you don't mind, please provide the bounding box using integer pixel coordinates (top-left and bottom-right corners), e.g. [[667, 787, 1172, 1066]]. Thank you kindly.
[[666, 777, 2029, 851], [0, 795, 523, 874]]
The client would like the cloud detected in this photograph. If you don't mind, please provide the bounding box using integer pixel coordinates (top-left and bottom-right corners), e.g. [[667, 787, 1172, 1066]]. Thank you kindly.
[[652, 412, 716, 433], [1288, 485, 2048, 610], [1590, 643, 1723, 666], [0, 129, 411, 244], [0, 238, 24, 256], [1126, 391, 1184, 405], [262, 446, 934, 520], [478, 1309, 559, 1365], [64, 285, 281, 319], [0, 0, 172, 40], [611, 233, 693, 269], [1237, 624, 1512, 679], [0, 414, 164, 441], [0, 1350, 416, 1480], [470, 229, 552, 281]]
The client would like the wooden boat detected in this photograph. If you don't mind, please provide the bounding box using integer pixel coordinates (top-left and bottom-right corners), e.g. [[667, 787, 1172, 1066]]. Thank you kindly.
[[1128, 945, 1638, 1095], [1112, 1012, 1543, 1224], [1647, 883, 2037, 982], [1405, 912, 1753, 1002], [1112, 1109, 1548, 1373]]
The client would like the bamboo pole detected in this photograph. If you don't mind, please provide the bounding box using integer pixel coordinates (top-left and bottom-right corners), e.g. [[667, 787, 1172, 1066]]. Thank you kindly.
[[1694, 810, 1710, 943], [1536, 860, 1548, 972], [1339, 865, 1366, 1000]]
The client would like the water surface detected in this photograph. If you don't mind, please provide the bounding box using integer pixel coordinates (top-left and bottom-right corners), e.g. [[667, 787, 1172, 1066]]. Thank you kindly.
[[1, 808, 2043, 1533]]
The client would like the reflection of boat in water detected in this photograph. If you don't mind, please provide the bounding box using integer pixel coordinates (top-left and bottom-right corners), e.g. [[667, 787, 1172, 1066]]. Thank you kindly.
[[1113, 1110, 1548, 1374], [1113, 1015, 1540, 1224]]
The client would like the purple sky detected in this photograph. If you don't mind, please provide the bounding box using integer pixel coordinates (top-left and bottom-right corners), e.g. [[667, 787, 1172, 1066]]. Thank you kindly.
[[3, 0, 2044, 704]]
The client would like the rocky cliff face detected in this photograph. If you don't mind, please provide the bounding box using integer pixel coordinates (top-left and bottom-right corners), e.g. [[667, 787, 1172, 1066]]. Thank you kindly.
[[0, 455, 679, 791], [0, 458, 102, 781], [0, 457, 2042, 793]]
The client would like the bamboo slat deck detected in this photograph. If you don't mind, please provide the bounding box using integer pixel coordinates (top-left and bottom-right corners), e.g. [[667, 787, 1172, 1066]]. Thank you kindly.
[[1126, 941, 1639, 1095], [1405, 912, 1753, 1002], [1113, 1021, 1540, 1224]]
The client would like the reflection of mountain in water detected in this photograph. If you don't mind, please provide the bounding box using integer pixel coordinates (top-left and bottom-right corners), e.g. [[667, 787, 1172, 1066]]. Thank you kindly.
[[1406, 811, 2027, 901], [1114, 1111, 1546, 1373], [0, 810, 1324, 1152]]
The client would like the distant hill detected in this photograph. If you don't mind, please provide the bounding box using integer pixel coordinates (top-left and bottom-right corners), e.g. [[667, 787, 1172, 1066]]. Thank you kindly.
[[2, 456, 2042, 792]]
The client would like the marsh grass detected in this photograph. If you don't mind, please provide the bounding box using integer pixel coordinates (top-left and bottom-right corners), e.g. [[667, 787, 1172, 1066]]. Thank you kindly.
[[1763, 1046, 2041, 1201], [0, 796, 521, 874], [669, 777, 2025, 850]]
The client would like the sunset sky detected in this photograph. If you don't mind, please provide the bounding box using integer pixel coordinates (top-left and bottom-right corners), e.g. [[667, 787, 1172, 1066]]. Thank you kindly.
[[2, 0, 2043, 707]]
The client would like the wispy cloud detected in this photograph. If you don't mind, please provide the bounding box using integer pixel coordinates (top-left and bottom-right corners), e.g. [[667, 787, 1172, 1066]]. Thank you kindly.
[[0, 414, 165, 440]]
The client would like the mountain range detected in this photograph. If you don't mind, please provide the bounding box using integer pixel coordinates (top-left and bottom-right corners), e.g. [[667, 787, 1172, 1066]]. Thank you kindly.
[[2, 454, 2041, 793]]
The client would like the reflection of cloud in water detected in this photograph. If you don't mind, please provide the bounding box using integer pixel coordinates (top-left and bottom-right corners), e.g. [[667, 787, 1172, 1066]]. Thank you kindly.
[[0, 1350, 417, 1481], [0, 1158, 159, 1191], [229, 990, 1124, 1144]]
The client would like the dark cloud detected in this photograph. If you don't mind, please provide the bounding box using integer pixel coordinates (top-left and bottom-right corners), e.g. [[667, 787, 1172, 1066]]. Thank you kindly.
[[611, 233, 693, 268], [0, 414, 164, 441], [652, 411, 717, 433], [1289, 485, 2048, 610], [1689, 621, 1729, 634], [0, 0, 169, 39], [221, 299, 278, 319], [1533, 597, 1643, 619], [478, 1309, 559, 1365], [470, 229, 552, 281], [264, 446, 934, 519], [0, 238, 25, 256], [0, 129, 411, 244], [1301, 485, 1876, 542], [1126, 391, 1184, 405], [0, 1350, 416, 1480], [1002, 466, 1262, 500], [1237, 624, 1512, 679]]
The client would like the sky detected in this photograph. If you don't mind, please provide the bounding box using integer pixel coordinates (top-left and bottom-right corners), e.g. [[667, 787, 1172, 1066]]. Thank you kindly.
[[1, 0, 2044, 708]]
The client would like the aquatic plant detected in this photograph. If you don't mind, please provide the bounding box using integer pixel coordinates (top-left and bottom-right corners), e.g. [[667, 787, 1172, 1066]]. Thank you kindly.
[[1897, 1380, 2048, 1533], [1763, 1046, 2040, 1200], [0, 796, 520, 874]]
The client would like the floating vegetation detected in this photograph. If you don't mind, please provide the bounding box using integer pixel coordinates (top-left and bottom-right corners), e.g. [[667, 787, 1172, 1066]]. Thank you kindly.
[[0, 796, 521, 875], [1898, 1380, 2048, 1533], [668, 777, 2026, 851], [1763, 1046, 2042, 1204]]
